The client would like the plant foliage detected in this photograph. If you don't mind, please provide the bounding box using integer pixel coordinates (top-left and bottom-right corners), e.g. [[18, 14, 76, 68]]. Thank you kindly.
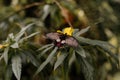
[[0, 23, 39, 80], [0, 0, 120, 80]]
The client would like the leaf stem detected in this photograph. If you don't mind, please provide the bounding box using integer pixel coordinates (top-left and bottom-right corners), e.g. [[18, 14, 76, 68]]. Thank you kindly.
[[54, 0, 73, 28]]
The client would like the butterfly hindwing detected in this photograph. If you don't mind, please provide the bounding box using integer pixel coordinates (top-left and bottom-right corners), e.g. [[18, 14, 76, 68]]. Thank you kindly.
[[65, 37, 78, 47]]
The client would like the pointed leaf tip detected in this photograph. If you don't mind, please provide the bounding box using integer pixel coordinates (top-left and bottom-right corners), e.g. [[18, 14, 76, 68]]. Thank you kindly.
[[35, 47, 58, 75], [54, 52, 68, 70], [12, 56, 22, 80], [75, 26, 90, 36], [75, 45, 86, 58], [3, 47, 9, 64]]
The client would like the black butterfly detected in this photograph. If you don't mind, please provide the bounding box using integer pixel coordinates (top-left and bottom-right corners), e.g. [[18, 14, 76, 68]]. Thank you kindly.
[[46, 32, 78, 47]]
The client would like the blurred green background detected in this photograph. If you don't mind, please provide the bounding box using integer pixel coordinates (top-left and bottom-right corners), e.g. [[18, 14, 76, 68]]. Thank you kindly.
[[0, 0, 120, 80]]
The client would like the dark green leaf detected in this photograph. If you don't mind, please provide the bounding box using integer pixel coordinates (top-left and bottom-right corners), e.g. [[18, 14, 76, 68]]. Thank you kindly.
[[69, 51, 75, 67], [75, 45, 86, 57], [74, 26, 90, 36], [37, 43, 54, 51], [15, 23, 34, 42], [35, 47, 58, 75], [75, 36, 119, 65], [76, 53, 94, 80], [54, 51, 68, 70], [5, 66, 12, 80], [11, 42, 19, 48], [75, 36, 114, 48], [12, 55, 22, 80], [24, 50, 39, 67], [73, 29, 79, 35], [19, 32, 40, 43], [3, 47, 9, 64], [101, 47, 119, 66], [38, 45, 54, 58], [0, 54, 3, 61]]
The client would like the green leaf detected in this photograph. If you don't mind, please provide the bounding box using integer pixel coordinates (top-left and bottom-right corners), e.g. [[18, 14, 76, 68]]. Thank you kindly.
[[12, 55, 22, 80], [11, 42, 19, 48], [38, 45, 54, 58], [0, 54, 3, 61], [37, 43, 54, 51], [23, 50, 39, 67], [73, 29, 79, 35], [42, 5, 51, 20], [8, 33, 15, 40], [3, 47, 9, 64], [54, 51, 68, 70], [76, 53, 94, 80], [69, 51, 76, 67], [75, 36, 114, 48], [19, 32, 40, 43], [74, 26, 90, 36], [5, 66, 12, 80], [101, 47, 119, 65], [75, 36, 119, 64], [75, 45, 86, 57], [15, 23, 34, 42], [35, 47, 58, 75]]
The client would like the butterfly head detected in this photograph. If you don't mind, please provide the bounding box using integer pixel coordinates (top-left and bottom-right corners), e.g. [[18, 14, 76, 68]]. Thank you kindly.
[[54, 34, 67, 47]]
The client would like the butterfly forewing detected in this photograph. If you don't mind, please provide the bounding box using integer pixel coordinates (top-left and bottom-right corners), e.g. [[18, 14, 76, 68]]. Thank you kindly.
[[46, 32, 60, 40]]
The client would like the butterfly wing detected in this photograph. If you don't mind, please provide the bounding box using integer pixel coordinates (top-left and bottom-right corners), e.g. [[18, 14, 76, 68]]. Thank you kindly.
[[46, 32, 60, 40], [65, 37, 78, 47]]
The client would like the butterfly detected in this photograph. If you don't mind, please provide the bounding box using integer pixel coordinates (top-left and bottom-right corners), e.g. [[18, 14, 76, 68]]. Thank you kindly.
[[46, 32, 78, 47]]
